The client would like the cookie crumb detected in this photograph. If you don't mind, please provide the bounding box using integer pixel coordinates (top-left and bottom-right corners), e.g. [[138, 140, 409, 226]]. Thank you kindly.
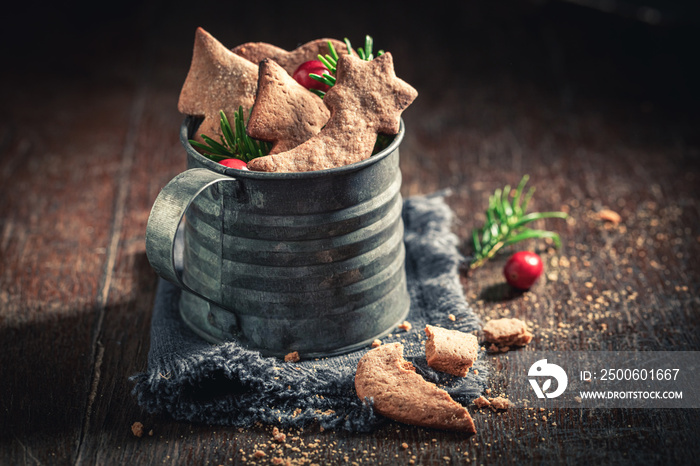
[[488, 396, 511, 410], [398, 321, 412, 332], [401, 442, 409, 449], [253, 450, 266, 458], [598, 209, 621, 224], [272, 427, 287, 443], [371, 339, 382, 348], [448, 314, 456, 321], [284, 351, 300, 363], [473, 396, 490, 408], [131, 422, 144, 438]]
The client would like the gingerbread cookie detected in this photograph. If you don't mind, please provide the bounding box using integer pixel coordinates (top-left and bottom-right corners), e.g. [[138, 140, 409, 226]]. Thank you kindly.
[[247, 52, 418, 172], [424, 325, 479, 377], [246, 58, 330, 154], [178, 28, 259, 142], [482, 318, 533, 347], [232, 38, 351, 75], [354, 343, 476, 433]]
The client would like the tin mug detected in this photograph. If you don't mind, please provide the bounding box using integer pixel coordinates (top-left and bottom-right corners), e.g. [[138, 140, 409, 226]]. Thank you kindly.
[[145, 117, 410, 357]]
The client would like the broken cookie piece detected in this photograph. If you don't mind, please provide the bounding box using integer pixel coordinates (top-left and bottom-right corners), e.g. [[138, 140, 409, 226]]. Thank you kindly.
[[424, 325, 479, 377], [232, 38, 352, 75], [482, 318, 533, 347], [178, 27, 259, 143], [354, 342, 476, 433], [246, 58, 330, 154]]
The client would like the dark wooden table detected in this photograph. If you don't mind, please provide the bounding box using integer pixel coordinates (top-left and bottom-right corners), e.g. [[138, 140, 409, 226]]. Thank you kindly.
[[2, 1, 699, 464]]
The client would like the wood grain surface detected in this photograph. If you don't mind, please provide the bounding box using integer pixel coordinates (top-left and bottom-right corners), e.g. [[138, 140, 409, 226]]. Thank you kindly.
[[1, 1, 698, 464]]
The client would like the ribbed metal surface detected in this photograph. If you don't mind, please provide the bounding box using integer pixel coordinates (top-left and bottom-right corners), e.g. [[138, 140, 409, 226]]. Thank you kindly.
[[170, 117, 410, 357]]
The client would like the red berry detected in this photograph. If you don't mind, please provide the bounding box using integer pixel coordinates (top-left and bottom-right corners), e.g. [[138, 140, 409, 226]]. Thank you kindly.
[[219, 158, 248, 170], [503, 251, 543, 290], [292, 60, 331, 92]]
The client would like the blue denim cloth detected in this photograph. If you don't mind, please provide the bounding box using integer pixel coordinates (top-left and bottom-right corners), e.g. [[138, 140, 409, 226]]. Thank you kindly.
[[130, 192, 487, 432]]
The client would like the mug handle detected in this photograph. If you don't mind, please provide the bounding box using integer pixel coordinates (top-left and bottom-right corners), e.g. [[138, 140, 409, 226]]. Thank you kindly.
[[145, 168, 235, 290]]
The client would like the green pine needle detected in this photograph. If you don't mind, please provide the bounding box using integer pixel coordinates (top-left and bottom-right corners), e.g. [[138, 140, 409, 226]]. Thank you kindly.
[[189, 107, 271, 163], [309, 88, 326, 98], [470, 175, 568, 269]]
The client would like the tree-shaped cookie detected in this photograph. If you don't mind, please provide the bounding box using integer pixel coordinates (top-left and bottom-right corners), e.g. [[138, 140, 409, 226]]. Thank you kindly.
[[246, 58, 330, 155], [178, 28, 259, 142], [247, 52, 418, 173], [232, 38, 352, 75]]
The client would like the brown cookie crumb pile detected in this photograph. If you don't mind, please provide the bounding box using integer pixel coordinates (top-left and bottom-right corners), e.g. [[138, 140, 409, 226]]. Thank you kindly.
[[272, 427, 286, 443], [424, 325, 479, 377], [488, 396, 512, 410], [284, 351, 300, 363], [473, 395, 512, 411]]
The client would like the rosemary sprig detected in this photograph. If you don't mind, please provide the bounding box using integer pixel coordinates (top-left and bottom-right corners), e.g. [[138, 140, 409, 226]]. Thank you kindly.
[[189, 107, 271, 162], [309, 35, 384, 98], [470, 175, 568, 269]]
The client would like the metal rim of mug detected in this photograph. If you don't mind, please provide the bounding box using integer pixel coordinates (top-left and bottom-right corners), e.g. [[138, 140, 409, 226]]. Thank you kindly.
[[180, 116, 406, 179]]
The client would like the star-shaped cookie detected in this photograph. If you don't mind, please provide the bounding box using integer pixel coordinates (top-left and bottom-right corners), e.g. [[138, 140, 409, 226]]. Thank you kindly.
[[178, 28, 259, 142], [232, 38, 352, 75], [246, 58, 330, 154], [247, 52, 418, 173], [324, 52, 418, 135]]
